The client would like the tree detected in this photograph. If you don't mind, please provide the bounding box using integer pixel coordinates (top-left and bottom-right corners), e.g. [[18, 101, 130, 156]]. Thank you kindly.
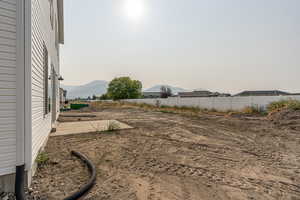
[[160, 86, 172, 98], [92, 95, 97, 100], [107, 77, 142, 100], [100, 93, 109, 100]]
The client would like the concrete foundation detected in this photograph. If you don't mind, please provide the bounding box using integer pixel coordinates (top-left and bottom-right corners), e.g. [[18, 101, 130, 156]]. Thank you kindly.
[[0, 162, 39, 193], [0, 173, 15, 193]]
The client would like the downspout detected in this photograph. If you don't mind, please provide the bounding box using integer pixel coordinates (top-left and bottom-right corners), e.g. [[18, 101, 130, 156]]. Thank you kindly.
[[15, 166, 25, 200], [15, 0, 29, 199]]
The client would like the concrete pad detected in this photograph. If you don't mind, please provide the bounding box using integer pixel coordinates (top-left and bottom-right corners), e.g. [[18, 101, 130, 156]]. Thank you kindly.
[[51, 120, 132, 137]]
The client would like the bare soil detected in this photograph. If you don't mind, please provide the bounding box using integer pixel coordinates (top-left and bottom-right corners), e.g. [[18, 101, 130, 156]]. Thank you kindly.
[[30, 105, 300, 200]]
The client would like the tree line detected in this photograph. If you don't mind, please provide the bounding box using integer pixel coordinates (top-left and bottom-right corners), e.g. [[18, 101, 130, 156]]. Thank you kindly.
[[84, 76, 173, 101]]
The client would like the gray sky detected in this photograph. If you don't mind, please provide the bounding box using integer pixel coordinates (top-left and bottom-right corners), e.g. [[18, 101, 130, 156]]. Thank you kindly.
[[61, 0, 300, 93]]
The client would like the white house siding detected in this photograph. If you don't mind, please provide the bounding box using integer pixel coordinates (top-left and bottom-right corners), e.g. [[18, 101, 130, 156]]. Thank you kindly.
[[31, 0, 60, 164], [0, 0, 17, 176]]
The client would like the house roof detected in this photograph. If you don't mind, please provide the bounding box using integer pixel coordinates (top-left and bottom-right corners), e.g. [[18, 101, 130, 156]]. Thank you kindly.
[[57, 0, 64, 44], [178, 90, 212, 96], [235, 90, 290, 96], [143, 92, 161, 95]]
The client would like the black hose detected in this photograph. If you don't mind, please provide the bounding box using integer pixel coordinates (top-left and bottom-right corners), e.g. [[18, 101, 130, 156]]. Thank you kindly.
[[15, 165, 25, 200], [63, 151, 97, 200]]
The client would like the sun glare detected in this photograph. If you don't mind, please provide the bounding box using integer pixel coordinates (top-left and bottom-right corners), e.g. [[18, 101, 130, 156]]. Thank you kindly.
[[124, 0, 145, 21]]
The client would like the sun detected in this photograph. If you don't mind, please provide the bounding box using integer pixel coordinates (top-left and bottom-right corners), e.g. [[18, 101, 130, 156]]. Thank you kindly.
[[124, 0, 145, 21]]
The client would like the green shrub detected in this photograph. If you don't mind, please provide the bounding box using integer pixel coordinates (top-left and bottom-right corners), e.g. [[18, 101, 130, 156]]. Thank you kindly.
[[267, 100, 300, 112], [36, 152, 49, 167], [160, 105, 169, 108], [289, 101, 300, 110]]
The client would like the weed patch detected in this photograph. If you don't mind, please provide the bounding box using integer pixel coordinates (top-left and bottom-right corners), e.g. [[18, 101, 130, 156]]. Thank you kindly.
[[36, 152, 49, 167], [242, 106, 266, 115], [267, 100, 300, 112]]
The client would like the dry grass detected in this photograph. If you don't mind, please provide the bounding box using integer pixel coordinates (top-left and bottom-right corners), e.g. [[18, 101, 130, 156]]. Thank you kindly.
[[241, 106, 266, 115], [267, 100, 300, 113], [88, 101, 271, 117], [89, 101, 229, 116]]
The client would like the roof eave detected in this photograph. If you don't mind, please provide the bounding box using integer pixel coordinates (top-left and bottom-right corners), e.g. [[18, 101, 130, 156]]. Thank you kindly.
[[57, 0, 64, 44]]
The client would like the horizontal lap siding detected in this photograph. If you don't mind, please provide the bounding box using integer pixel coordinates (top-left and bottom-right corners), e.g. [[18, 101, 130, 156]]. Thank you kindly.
[[31, 0, 59, 163], [31, 0, 50, 163], [0, 0, 17, 176]]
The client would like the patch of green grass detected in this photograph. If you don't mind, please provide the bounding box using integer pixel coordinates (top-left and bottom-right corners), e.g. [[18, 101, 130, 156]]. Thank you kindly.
[[160, 110, 176, 114], [36, 152, 49, 167], [160, 105, 171, 109], [267, 100, 300, 112]]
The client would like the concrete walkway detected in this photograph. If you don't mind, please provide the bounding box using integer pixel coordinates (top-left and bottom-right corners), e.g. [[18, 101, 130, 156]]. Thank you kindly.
[[51, 120, 132, 136]]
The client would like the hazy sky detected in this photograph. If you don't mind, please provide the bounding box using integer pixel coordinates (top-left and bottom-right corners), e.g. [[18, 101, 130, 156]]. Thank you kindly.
[[61, 0, 300, 93]]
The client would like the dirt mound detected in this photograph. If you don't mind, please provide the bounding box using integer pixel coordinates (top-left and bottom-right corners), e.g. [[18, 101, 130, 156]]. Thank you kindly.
[[268, 109, 300, 130]]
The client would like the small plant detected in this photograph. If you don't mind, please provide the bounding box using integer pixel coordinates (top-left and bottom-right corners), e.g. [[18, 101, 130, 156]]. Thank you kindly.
[[160, 110, 175, 114], [209, 108, 217, 112], [242, 106, 259, 114], [267, 100, 300, 112], [241, 106, 266, 115], [36, 152, 49, 167], [155, 100, 161, 107], [160, 105, 169, 108], [107, 121, 120, 132]]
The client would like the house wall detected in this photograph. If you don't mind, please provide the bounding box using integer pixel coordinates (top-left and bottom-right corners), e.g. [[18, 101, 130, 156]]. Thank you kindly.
[[125, 95, 300, 111], [31, 0, 60, 165], [0, 0, 17, 177]]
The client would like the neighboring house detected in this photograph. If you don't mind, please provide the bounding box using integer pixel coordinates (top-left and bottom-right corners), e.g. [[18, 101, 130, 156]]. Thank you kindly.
[[178, 90, 231, 98], [234, 90, 290, 96], [178, 90, 213, 98], [143, 92, 161, 98], [0, 0, 64, 193], [215, 93, 231, 97]]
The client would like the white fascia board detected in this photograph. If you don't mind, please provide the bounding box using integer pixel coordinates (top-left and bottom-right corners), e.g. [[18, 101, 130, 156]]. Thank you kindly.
[[57, 0, 64, 44]]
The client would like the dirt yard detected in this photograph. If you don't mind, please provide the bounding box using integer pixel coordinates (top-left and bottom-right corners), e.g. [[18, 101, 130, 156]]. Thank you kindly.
[[30, 104, 300, 200]]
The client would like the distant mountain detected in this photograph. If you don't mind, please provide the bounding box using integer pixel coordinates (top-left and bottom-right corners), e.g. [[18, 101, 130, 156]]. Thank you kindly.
[[144, 85, 189, 94], [61, 85, 77, 92], [61, 80, 108, 99]]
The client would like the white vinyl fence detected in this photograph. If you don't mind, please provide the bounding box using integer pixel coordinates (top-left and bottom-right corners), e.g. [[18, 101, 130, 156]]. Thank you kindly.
[[124, 95, 300, 111]]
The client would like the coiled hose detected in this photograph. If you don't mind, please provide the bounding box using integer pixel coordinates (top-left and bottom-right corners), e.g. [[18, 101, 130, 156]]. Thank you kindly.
[[63, 151, 97, 200]]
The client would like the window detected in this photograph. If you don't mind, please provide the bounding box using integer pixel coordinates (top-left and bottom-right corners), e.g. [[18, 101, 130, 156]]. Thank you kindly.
[[43, 44, 50, 115]]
